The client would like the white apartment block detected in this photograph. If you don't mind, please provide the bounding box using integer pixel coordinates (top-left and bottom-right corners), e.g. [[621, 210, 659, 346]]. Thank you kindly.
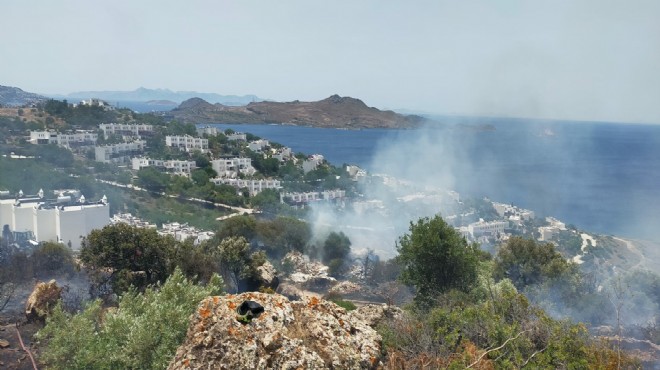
[[196, 125, 219, 137], [78, 99, 113, 110], [29, 131, 57, 144], [227, 132, 247, 141], [467, 219, 509, 237], [493, 202, 535, 220], [0, 191, 110, 251], [111, 212, 157, 229], [346, 165, 367, 182], [166, 135, 209, 153], [29, 130, 98, 148], [158, 222, 214, 245], [211, 178, 281, 196], [272, 147, 292, 162], [95, 141, 146, 163], [131, 157, 196, 176], [100, 123, 154, 139], [302, 154, 325, 173], [538, 226, 559, 241], [247, 139, 269, 152], [210, 157, 256, 178], [281, 189, 346, 204], [56, 132, 98, 148]]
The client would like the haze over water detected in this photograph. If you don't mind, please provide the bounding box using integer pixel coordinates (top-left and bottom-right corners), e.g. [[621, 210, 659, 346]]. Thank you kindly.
[[212, 119, 660, 243]]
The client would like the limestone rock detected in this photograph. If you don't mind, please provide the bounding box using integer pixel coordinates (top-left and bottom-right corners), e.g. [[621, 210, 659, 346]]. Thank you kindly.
[[168, 292, 383, 370], [25, 279, 62, 321], [284, 252, 336, 293], [256, 261, 279, 290], [349, 304, 404, 328]]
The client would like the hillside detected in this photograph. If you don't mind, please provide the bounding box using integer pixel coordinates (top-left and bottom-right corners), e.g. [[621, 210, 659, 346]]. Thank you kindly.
[[0, 85, 47, 107], [166, 95, 425, 129]]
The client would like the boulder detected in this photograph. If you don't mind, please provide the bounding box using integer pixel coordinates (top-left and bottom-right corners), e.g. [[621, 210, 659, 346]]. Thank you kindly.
[[25, 279, 62, 321], [349, 304, 404, 328], [168, 292, 383, 370], [256, 261, 279, 291], [276, 282, 303, 301]]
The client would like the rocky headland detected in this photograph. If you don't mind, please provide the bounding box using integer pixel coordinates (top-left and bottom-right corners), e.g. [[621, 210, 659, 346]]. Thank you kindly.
[[164, 95, 425, 129]]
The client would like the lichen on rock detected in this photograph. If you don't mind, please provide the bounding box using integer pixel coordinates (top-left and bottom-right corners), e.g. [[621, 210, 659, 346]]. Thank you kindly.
[[168, 292, 385, 369]]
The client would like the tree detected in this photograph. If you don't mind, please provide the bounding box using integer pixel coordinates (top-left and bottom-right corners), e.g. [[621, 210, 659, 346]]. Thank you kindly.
[[31, 242, 76, 278], [250, 188, 281, 214], [322, 231, 351, 277], [216, 215, 257, 241], [80, 224, 175, 295], [136, 167, 169, 193], [396, 215, 480, 304], [256, 217, 311, 257], [214, 236, 261, 292], [322, 231, 351, 264], [493, 237, 574, 289]]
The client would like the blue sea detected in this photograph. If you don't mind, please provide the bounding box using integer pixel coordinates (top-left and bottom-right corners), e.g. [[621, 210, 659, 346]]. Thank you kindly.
[[209, 119, 660, 242]]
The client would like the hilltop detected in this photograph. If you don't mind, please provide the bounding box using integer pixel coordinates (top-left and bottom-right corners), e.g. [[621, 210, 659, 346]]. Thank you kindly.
[[165, 95, 426, 129], [0, 85, 47, 106]]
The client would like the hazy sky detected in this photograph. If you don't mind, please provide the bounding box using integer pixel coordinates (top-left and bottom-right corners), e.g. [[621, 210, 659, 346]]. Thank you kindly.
[[2, 0, 660, 123]]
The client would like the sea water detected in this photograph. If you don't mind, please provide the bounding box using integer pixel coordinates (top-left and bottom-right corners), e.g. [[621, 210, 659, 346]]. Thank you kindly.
[[210, 119, 660, 242]]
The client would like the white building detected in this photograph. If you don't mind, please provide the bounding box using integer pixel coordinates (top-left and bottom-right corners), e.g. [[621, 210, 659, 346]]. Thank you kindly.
[[210, 157, 256, 178], [227, 132, 247, 141], [247, 139, 269, 152], [131, 157, 196, 176], [538, 226, 558, 241], [211, 178, 281, 196], [493, 202, 535, 220], [95, 141, 146, 163], [78, 98, 114, 110], [0, 190, 110, 250], [55, 131, 98, 148], [29, 131, 57, 144], [281, 189, 346, 204], [302, 154, 325, 173], [467, 219, 509, 237], [29, 130, 98, 148], [158, 222, 214, 245], [346, 165, 367, 182], [272, 147, 292, 162], [166, 135, 209, 153], [99, 123, 154, 139], [111, 212, 157, 229], [196, 125, 219, 137]]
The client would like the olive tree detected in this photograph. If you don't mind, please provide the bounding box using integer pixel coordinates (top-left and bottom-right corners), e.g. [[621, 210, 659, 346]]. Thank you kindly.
[[396, 215, 480, 304]]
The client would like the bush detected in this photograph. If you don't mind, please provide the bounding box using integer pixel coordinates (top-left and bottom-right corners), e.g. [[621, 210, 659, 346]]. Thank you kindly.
[[37, 268, 223, 370]]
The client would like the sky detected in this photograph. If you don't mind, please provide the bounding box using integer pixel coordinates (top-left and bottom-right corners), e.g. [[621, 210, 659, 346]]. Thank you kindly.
[[2, 0, 660, 124]]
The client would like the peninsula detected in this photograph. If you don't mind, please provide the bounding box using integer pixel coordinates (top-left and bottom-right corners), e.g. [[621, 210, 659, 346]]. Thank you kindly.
[[164, 95, 425, 129]]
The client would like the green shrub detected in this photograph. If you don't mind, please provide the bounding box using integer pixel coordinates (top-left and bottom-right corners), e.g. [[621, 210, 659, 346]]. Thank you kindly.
[[330, 298, 357, 311], [37, 268, 223, 370]]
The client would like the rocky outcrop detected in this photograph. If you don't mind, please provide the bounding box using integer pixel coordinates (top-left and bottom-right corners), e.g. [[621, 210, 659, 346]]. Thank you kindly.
[[25, 280, 62, 321], [168, 292, 384, 369], [256, 261, 279, 291], [284, 252, 337, 293]]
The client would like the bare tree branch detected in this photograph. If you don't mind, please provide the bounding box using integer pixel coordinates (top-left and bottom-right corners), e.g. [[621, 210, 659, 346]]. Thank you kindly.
[[467, 329, 530, 368]]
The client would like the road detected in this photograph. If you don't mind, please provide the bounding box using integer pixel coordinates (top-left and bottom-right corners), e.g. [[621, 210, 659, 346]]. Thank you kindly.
[[95, 179, 257, 219]]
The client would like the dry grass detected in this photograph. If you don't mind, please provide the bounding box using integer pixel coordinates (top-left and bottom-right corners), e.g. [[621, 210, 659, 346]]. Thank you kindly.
[[0, 108, 65, 126]]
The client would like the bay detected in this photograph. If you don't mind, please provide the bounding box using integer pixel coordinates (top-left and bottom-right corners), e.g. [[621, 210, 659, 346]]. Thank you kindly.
[[210, 119, 660, 242]]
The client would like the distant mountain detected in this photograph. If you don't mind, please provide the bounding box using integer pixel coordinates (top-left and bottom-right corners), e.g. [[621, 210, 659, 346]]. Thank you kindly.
[[0, 85, 48, 106], [59, 87, 262, 106], [165, 95, 426, 129]]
